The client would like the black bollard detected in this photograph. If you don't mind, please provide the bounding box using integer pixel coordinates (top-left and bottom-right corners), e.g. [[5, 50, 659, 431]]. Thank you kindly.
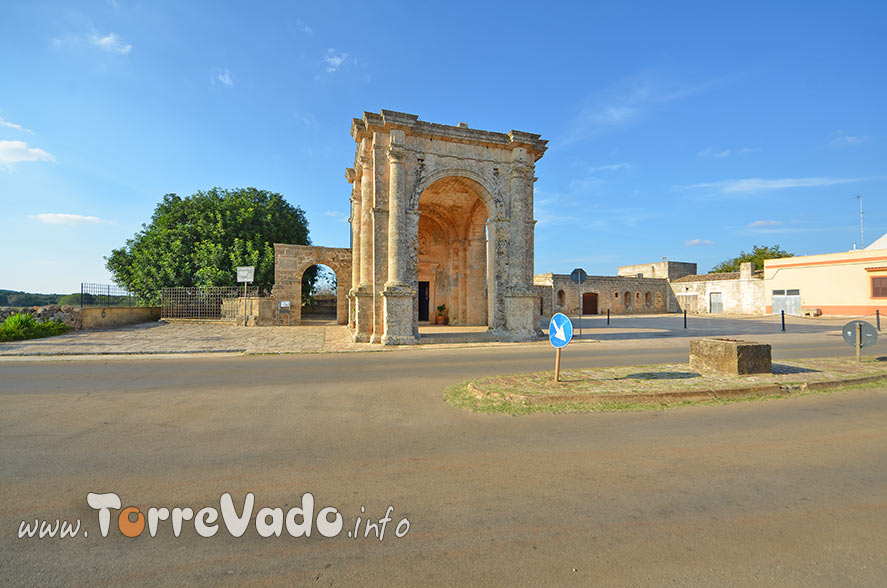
[[781, 310, 785, 332], [878, 309, 881, 331], [683, 309, 687, 329], [607, 308, 610, 325]]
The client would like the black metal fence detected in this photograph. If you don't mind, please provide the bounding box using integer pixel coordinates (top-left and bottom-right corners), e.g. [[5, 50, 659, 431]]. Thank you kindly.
[[80, 283, 135, 308], [161, 286, 258, 320]]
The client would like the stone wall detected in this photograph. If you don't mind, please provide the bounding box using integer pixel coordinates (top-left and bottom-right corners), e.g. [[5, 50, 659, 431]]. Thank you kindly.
[[617, 260, 697, 281], [535, 274, 670, 315], [1, 305, 162, 329], [272, 243, 352, 326]]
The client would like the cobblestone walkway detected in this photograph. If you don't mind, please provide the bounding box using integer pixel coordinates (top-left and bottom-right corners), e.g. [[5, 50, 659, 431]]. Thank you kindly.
[[0, 321, 364, 355]]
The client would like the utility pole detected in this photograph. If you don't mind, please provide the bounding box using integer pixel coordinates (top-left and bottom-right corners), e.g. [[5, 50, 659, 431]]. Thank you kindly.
[[856, 194, 864, 248]]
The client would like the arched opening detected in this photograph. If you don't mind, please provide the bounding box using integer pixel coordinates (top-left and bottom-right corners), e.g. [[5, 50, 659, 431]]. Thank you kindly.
[[556, 289, 565, 307], [301, 264, 338, 324], [624, 291, 631, 309], [416, 176, 490, 327], [645, 291, 652, 307]]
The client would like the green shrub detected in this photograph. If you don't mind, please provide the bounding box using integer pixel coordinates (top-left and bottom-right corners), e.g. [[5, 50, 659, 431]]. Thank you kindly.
[[0, 313, 72, 342]]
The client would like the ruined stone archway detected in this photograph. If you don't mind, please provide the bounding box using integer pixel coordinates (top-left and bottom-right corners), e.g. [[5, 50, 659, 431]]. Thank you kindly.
[[272, 244, 351, 325]]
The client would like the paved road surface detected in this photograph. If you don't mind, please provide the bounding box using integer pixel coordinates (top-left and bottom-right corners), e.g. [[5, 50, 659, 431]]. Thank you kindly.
[[1, 344, 885, 586]]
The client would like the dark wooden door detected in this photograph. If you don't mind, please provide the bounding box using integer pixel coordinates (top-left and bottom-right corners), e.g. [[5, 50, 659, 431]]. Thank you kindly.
[[418, 281, 430, 321], [582, 292, 598, 315]]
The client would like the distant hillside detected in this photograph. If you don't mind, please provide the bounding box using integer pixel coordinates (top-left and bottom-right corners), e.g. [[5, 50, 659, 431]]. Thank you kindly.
[[0, 289, 79, 307]]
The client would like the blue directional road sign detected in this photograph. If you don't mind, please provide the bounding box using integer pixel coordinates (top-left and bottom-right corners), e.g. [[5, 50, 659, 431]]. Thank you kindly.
[[549, 312, 574, 348]]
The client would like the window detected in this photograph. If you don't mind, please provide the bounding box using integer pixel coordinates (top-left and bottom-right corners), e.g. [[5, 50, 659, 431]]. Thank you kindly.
[[772, 290, 785, 296], [556, 289, 565, 306], [645, 292, 652, 306], [872, 278, 887, 298]]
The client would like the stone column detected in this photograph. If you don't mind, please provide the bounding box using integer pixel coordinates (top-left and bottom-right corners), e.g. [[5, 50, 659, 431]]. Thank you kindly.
[[502, 162, 538, 341], [382, 142, 416, 345], [353, 154, 374, 342], [346, 168, 359, 330]]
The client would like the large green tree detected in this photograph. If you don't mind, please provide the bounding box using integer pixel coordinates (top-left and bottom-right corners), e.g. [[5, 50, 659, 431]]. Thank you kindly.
[[711, 244, 793, 273], [106, 187, 313, 302]]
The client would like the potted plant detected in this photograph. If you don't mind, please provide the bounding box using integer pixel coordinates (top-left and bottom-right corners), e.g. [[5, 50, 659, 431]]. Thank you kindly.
[[436, 304, 448, 325]]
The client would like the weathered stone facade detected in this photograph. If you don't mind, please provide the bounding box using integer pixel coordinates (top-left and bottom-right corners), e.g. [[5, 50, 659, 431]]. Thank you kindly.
[[272, 244, 352, 325], [535, 274, 670, 317], [346, 110, 547, 344]]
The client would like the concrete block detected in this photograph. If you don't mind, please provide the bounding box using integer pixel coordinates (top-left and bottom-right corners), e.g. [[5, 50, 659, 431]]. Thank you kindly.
[[689, 338, 772, 375]]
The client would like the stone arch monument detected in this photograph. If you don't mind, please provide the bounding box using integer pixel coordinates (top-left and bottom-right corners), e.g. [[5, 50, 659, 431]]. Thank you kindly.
[[346, 110, 547, 344], [272, 244, 352, 325]]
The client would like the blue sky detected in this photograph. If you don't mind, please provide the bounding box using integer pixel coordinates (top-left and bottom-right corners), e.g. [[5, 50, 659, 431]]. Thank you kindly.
[[2, 1, 885, 293]]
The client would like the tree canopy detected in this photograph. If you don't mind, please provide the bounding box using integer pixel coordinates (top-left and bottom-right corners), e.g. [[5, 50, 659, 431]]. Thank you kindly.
[[106, 187, 313, 301], [711, 244, 793, 273]]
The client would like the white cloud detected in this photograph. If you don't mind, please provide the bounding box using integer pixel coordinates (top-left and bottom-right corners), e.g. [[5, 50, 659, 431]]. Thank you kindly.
[[698, 147, 756, 158], [561, 73, 724, 146], [830, 132, 868, 146], [89, 32, 132, 54], [216, 68, 234, 87], [323, 49, 349, 72], [747, 220, 782, 228], [685, 238, 713, 246], [30, 213, 103, 225], [0, 140, 55, 170], [588, 163, 631, 173], [0, 115, 32, 134], [325, 211, 349, 223], [297, 20, 313, 34], [676, 176, 864, 194]]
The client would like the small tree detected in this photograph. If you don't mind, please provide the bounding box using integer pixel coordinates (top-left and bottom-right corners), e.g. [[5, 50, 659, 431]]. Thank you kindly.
[[711, 244, 793, 273], [106, 187, 314, 302]]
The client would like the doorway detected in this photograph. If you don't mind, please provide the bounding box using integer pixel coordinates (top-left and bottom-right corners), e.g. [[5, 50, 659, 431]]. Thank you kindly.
[[710, 292, 723, 313], [418, 281, 430, 321], [582, 292, 598, 315]]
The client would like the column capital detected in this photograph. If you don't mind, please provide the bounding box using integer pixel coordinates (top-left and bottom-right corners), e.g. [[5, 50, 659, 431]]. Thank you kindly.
[[387, 147, 408, 163]]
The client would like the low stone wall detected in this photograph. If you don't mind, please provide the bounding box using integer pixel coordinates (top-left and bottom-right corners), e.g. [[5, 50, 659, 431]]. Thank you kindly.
[[0, 305, 82, 329], [80, 307, 161, 329]]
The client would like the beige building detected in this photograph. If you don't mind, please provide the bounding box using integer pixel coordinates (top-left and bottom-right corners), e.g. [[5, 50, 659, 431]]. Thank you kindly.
[[764, 245, 887, 316], [671, 263, 764, 315]]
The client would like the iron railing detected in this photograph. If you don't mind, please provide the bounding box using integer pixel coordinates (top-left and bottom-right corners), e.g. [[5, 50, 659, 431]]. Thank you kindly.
[[80, 283, 135, 308], [161, 286, 258, 320]]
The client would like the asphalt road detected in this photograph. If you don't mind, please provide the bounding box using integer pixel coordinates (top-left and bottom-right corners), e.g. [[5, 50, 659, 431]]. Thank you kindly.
[[1, 342, 886, 586]]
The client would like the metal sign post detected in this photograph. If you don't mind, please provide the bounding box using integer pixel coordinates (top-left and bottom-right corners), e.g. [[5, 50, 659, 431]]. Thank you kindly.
[[549, 312, 574, 382], [842, 320, 878, 362], [570, 268, 587, 340], [236, 266, 255, 327]]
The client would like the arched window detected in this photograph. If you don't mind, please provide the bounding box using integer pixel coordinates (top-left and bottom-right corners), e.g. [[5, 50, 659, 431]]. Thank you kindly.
[[624, 291, 631, 307], [556, 290, 565, 306], [645, 292, 652, 306]]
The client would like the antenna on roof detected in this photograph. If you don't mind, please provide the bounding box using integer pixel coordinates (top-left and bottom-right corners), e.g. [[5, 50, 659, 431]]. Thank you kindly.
[[856, 194, 864, 248]]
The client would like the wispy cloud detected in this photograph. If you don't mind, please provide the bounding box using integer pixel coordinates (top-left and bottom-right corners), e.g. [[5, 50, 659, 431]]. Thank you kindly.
[[297, 20, 313, 34], [29, 213, 104, 225], [747, 220, 782, 228], [830, 130, 868, 146], [685, 238, 713, 246], [0, 115, 33, 134], [676, 176, 865, 194], [89, 32, 132, 54], [215, 68, 234, 87], [323, 49, 349, 72], [325, 211, 349, 224], [698, 147, 755, 158], [560, 73, 724, 146], [0, 140, 55, 171], [588, 163, 631, 173]]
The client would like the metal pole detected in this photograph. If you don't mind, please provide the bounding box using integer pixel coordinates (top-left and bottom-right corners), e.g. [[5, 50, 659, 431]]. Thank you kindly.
[[877, 309, 881, 331], [856, 322, 862, 362], [607, 308, 610, 325], [243, 281, 248, 327], [80, 283, 83, 308], [107, 284, 111, 308], [554, 347, 562, 383], [781, 310, 785, 332], [577, 285, 582, 340], [683, 310, 687, 329]]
